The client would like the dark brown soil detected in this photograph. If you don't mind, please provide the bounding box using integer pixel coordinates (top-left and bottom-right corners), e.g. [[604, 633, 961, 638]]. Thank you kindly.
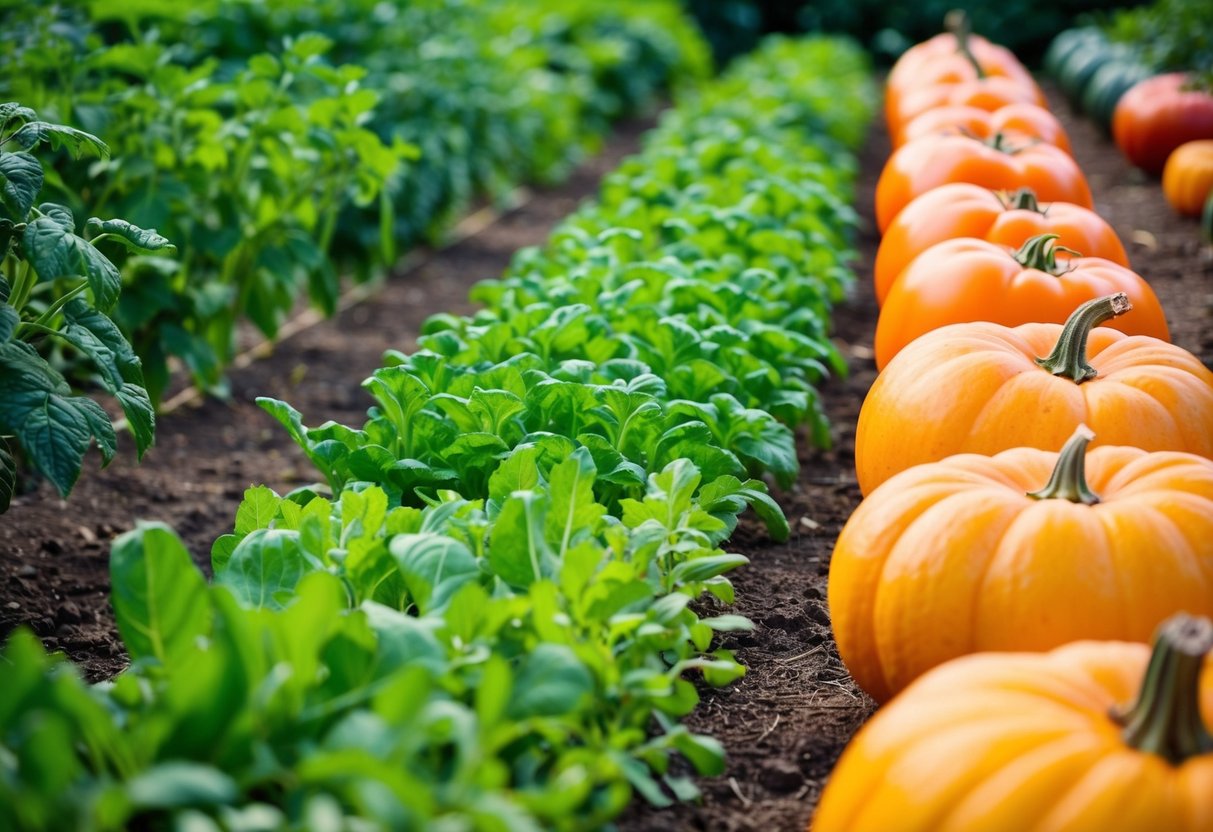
[[2, 84, 1211, 832]]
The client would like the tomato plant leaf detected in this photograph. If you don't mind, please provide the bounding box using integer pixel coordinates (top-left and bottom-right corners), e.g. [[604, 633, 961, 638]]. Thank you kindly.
[[22, 213, 121, 312], [0, 151, 42, 221], [84, 217, 176, 255]]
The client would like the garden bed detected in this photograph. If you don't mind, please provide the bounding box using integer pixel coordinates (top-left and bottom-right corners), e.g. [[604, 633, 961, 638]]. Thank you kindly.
[[2, 85, 1211, 830]]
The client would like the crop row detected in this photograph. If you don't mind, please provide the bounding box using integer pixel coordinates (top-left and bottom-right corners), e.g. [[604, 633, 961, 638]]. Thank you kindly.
[[0, 0, 707, 513], [0, 36, 876, 831], [811, 19, 1213, 831]]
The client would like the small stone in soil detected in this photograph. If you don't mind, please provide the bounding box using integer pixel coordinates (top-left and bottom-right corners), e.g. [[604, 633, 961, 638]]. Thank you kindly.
[[759, 759, 804, 793]]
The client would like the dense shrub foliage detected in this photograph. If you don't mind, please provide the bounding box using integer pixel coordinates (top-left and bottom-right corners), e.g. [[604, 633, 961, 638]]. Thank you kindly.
[[0, 36, 875, 831]]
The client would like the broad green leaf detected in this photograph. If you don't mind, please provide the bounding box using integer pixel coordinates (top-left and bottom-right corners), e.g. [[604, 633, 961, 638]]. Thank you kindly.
[[0, 440, 13, 513], [507, 644, 594, 719], [234, 485, 282, 536], [0, 152, 42, 221], [110, 522, 211, 668], [488, 491, 551, 589], [85, 218, 176, 255], [360, 603, 448, 675], [125, 762, 237, 809], [390, 533, 480, 614], [23, 215, 121, 312], [215, 529, 309, 610], [0, 304, 17, 344], [544, 446, 605, 555], [487, 445, 542, 517], [670, 554, 748, 585]]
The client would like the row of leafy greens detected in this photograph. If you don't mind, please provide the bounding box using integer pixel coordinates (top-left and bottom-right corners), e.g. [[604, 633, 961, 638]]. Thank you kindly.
[[0, 0, 709, 405], [0, 36, 876, 831]]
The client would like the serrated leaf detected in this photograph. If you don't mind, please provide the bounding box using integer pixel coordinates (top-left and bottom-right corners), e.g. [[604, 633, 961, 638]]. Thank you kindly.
[[10, 122, 108, 159], [110, 522, 211, 668], [85, 218, 176, 255], [23, 216, 120, 312], [0, 152, 42, 221], [61, 299, 153, 456]]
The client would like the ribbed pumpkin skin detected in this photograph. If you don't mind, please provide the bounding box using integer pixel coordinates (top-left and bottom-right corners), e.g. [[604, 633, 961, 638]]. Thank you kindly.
[[811, 640, 1213, 830], [1163, 140, 1213, 216], [896, 102, 1072, 152], [875, 134, 1093, 232], [874, 184, 1129, 306], [831, 446, 1213, 703], [873, 240, 1169, 369], [887, 77, 1044, 142], [854, 322, 1213, 495]]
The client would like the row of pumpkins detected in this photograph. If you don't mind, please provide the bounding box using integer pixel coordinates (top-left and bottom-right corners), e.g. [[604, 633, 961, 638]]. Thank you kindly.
[[811, 18, 1213, 832]]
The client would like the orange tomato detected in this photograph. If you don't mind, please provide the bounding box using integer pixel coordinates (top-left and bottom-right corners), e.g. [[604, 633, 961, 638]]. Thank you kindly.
[[875, 132, 1092, 232], [1162, 139, 1213, 216], [874, 185, 1127, 304], [895, 102, 1072, 152], [874, 234, 1168, 369], [812, 617, 1213, 831], [855, 294, 1213, 495]]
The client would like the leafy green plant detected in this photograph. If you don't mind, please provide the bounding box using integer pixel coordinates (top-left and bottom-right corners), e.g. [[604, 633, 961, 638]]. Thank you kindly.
[[0, 103, 167, 512]]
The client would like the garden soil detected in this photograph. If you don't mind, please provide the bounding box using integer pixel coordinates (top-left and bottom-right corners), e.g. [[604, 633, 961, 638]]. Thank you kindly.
[[2, 90, 1211, 831]]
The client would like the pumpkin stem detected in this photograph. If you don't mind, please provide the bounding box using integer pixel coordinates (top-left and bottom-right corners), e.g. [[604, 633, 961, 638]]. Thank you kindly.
[[1034, 293, 1131, 383], [945, 9, 985, 80], [1027, 424, 1099, 504], [1012, 233, 1082, 275], [1116, 614, 1213, 765], [1004, 187, 1043, 213]]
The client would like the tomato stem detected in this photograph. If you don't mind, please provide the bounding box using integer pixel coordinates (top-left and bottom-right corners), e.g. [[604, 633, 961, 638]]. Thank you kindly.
[[1034, 293, 1131, 382], [1004, 187, 1042, 213], [1027, 424, 1099, 504], [1117, 614, 1213, 765], [944, 9, 985, 80], [1013, 233, 1081, 275]]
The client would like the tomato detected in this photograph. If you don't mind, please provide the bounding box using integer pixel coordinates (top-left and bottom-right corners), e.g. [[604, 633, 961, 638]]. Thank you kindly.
[[874, 184, 1128, 305], [1113, 74, 1213, 175], [875, 132, 1093, 232]]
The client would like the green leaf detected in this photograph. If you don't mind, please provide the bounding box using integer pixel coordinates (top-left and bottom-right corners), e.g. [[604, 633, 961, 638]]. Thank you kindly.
[[487, 445, 542, 517], [0, 152, 42, 221], [0, 304, 17, 344], [544, 446, 605, 556], [0, 342, 106, 496], [389, 533, 480, 614], [23, 215, 121, 312], [125, 762, 238, 809], [9, 122, 108, 159], [214, 529, 309, 610], [234, 485, 282, 536], [110, 522, 211, 668], [61, 299, 153, 456], [507, 644, 594, 718], [85, 218, 176, 255], [488, 491, 551, 589], [670, 553, 749, 584], [0, 439, 14, 513]]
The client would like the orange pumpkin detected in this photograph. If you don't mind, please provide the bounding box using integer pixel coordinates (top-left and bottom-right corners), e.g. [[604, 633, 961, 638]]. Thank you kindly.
[[895, 101, 1072, 152], [875, 132, 1093, 232], [874, 185, 1128, 305], [874, 234, 1168, 369], [813, 615, 1213, 830], [855, 294, 1213, 495], [887, 77, 1045, 142], [1163, 140, 1213, 216], [832, 425, 1213, 702]]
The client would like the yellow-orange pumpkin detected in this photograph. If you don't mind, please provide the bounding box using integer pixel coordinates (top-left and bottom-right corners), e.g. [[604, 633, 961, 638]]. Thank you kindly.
[[855, 294, 1213, 495], [831, 425, 1213, 702], [1163, 139, 1213, 217], [812, 615, 1213, 831]]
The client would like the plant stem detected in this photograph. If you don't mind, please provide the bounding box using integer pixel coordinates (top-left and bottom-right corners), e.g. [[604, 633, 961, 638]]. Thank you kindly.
[[1034, 293, 1131, 383], [1004, 187, 1042, 212], [1117, 614, 1213, 765], [944, 9, 985, 79], [1013, 233, 1081, 276], [1027, 424, 1099, 504]]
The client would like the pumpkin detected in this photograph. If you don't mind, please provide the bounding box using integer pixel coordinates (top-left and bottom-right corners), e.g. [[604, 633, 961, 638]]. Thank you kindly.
[[812, 614, 1213, 830], [875, 133, 1093, 232], [874, 186, 1128, 305], [874, 234, 1168, 369], [1043, 27, 1104, 98], [1163, 140, 1213, 217], [855, 294, 1213, 495], [887, 77, 1045, 142], [1113, 74, 1213, 175], [895, 102, 1072, 153], [832, 425, 1213, 702], [1080, 59, 1153, 134]]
